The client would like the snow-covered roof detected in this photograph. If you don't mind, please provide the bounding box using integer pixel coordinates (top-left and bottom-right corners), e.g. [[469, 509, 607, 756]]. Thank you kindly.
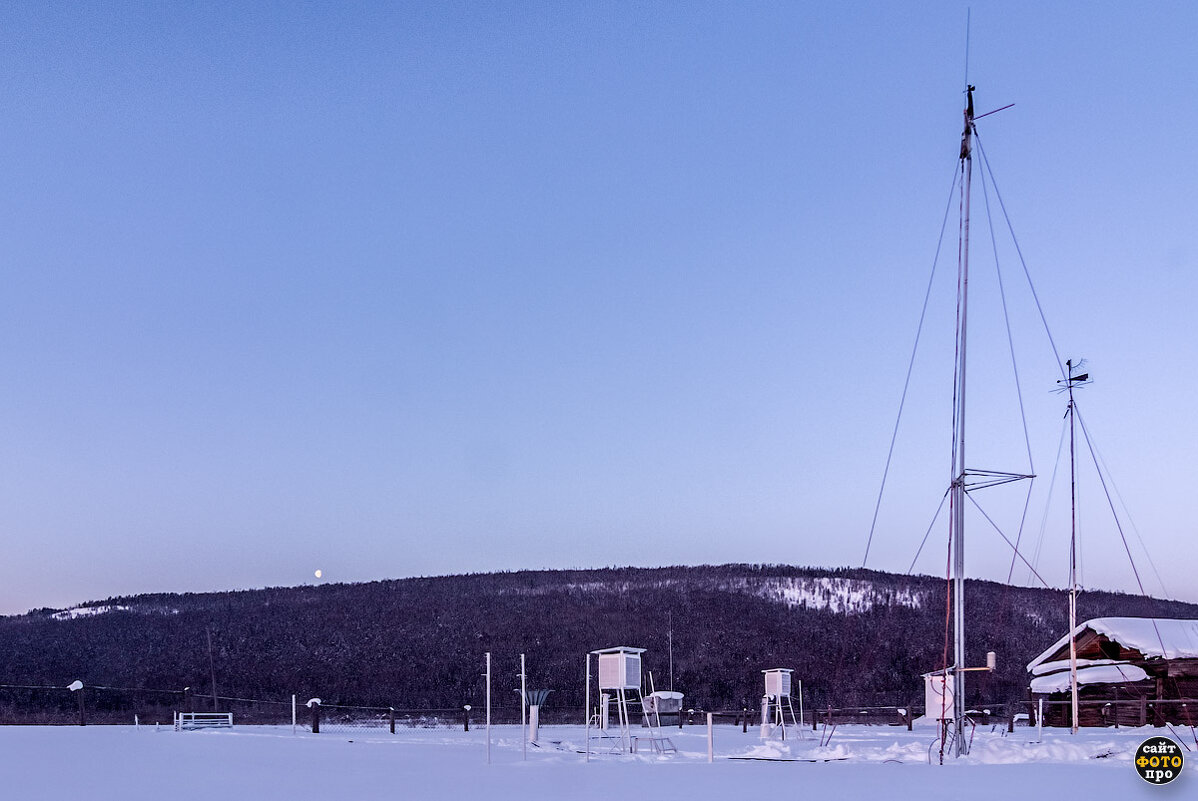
[[1026, 618, 1198, 672], [1029, 664, 1148, 694], [1030, 658, 1126, 677], [591, 646, 646, 655]]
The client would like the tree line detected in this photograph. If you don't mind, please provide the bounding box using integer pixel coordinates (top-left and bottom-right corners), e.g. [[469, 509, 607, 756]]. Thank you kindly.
[[1, 564, 1194, 721]]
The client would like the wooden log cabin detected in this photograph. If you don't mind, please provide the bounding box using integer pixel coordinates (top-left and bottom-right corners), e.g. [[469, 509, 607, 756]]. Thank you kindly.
[[1027, 617, 1198, 727]]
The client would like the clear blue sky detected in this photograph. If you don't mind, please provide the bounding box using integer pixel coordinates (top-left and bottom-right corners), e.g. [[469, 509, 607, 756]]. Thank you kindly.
[[1, 2, 1194, 614]]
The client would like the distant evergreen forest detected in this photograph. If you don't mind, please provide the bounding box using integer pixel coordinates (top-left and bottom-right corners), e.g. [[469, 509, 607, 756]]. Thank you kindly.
[[2, 564, 1195, 719]]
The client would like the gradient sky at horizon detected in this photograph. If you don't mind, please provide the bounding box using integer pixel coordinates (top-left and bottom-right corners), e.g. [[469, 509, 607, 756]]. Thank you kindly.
[[1, 2, 1195, 615]]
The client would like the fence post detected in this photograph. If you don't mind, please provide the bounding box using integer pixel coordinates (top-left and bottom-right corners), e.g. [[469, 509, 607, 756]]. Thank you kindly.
[[389, 707, 396, 734], [78, 687, 86, 727], [742, 708, 748, 734], [310, 700, 321, 733], [463, 705, 470, 732]]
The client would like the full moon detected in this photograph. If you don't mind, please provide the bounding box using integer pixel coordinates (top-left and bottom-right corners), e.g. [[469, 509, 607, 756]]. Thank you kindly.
[[314, 569, 322, 579]]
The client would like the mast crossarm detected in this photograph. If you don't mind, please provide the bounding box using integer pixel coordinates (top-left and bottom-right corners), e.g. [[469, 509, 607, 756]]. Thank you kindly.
[[962, 469, 1035, 492]]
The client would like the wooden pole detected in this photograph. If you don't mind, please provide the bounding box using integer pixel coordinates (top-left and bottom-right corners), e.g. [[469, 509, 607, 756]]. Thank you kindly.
[[311, 700, 320, 734], [389, 707, 396, 734], [78, 687, 86, 727]]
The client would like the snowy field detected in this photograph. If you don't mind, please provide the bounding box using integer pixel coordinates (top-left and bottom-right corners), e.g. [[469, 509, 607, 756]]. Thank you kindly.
[[4, 722, 1193, 800]]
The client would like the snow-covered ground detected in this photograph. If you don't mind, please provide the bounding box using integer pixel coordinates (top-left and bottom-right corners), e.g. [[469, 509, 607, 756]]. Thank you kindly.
[[4, 722, 1192, 800]]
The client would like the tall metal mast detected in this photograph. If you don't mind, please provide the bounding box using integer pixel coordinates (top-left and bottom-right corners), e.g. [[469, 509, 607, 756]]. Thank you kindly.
[[951, 84, 976, 758], [1060, 359, 1089, 734]]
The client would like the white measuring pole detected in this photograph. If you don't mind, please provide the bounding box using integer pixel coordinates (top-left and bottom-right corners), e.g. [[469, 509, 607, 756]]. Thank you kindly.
[[521, 653, 527, 761], [486, 652, 492, 764], [291, 694, 296, 735], [707, 712, 714, 763], [584, 653, 591, 763], [1037, 698, 1044, 743], [798, 680, 804, 732]]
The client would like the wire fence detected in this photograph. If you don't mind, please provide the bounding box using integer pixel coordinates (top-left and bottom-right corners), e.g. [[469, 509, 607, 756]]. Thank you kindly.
[[7, 680, 1193, 735], [0, 684, 479, 729], [0, 683, 572, 731]]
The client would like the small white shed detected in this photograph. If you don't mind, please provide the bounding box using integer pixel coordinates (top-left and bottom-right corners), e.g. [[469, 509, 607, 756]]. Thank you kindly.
[[594, 646, 645, 691]]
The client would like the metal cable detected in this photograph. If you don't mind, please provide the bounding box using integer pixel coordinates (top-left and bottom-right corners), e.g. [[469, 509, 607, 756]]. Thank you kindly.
[[863, 163, 961, 567], [964, 493, 1051, 588], [972, 131, 1068, 380], [1075, 407, 1171, 598], [906, 488, 951, 574]]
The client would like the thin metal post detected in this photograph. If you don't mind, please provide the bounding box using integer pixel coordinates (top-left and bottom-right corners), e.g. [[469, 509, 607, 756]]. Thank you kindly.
[[584, 653, 591, 763], [1067, 361, 1080, 735], [291, 694, 296, 735], [485, 652, 492, 765], [521, 653, 527, 761], [668, 610, 674, 691], [707, 712, 714, 763], [798, 680, 804, 734], [206, 627, 219, 713]]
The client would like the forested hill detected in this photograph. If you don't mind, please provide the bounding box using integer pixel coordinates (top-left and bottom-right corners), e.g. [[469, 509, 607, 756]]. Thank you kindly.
[[3, 564, 1196, 712]]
